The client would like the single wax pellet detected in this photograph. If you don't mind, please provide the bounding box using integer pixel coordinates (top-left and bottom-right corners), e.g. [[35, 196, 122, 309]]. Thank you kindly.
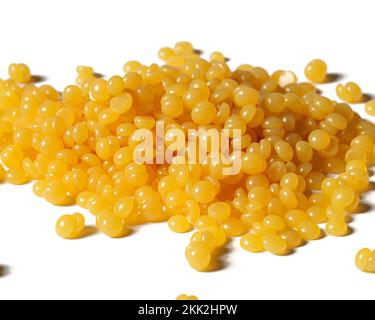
[[308, 130, 330, 150], [262, 234, 288, 255], [240, 233, 264, 253], [305, 59, 327, 83], [56, 213, 85, 239], [298, 221, 321, 240], [176, 294, 199, 301], [168, 215, 191, 233], [96, 211, 128, 238], [185, 243, 211, 271], [325, 219, 348, 237], [208, 202, 231, 221], [331, 186, 355, 209], [355, 248, 372, 272]]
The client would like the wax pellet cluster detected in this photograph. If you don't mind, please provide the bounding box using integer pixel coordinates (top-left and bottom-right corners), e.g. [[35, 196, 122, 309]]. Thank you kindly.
[[355, 248, 375, 273], [0, 42, 375, 273]]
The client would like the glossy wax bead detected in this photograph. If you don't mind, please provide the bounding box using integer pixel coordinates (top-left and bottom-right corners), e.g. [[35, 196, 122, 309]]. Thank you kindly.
[[185, 243, 211, 271], [336, 82, 362, 103], [109, 93, 133, 114], [240, 233, 264, 253], [330, 186, 355, 209], [365, 100, 375, 116], [305, 59, 327, 83], [298, 221, 321, 240], [325, 219, 348, 237], [168, 215, 191, 233], [176, 294, 199, 301], [8, 63, 31, 83], [308, 129, 330, 150], [355, 248, 373, 272], [208, 202, 231, 221], [96, 211, 128, 238], [262, 234, 288, 255], [233, 85, 259, 107], [161, 94, 184, 118], [56, 213, 85, 239], [191, 180, 216, 204]]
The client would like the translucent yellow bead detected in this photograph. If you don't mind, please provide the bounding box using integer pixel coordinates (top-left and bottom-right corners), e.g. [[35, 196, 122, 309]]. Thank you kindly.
[[285, 209, 309, 227], [96, 210, 128, 238], [168, 215, 191, 233], [206, 226, 227, 247], [306, 205, 327, 223], [161, 94, 184, 118], [326, 219, 348, 237], [207, 202, 231, 221], [185, 243, 211, 271], [221, 217, 246, 237], [0, 144, 24, 168], [298, 221, 321, 240], [43, 181, 69, 205], [265, 93, 286, 113], [109, 93, 133, 114], [242, 153, 267, 175], [195, 215, 217, 230], [240, 233, 264, 253], [176, 294, 199, 301], [305, 59, 327, 83], [279, 187, 298, 209], [113, 197, 134, 220], [331, 186, 355, 209], [279, 229, 303, 249], [355, 248, 373, 272], [63, 85, 83, 107], [210, 51, 225, 62], [8, 63, 31, 83], [295, 141, 313, 163], [336, 82, 362, 103], [262, 234, 288, 255], [191, 102, 216, 125], [174, 41, 193, 55], [191, 180, 216, 204], [56, 213, 85, 239], [232, 85, 259, 107], [274, 141, 294, 162], [90, 79, 110, 102], [308, 129, 330, 150], [190, 230, 216, 249], [263, 215, 286, 232], [5, 168, 29, 185], [280, 172, 299, 190]]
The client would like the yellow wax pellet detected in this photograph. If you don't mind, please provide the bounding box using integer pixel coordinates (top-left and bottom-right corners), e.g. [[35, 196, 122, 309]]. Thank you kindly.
[[298, 221, 321, 240], [168, 215, 191, 233], [208, 202, 231, 221], [114, 197, 134, 220], [191, 180, 216, 204], [8, 63, 31, 83], [326, 219, 348, 237], [355, 248, 373, 272], [109, 93, 133, 114], [308, 129, 330, 151], [185, 243, 211, 271], [262, 234, 288, 255], [56, 213, 85, 239], [336, 82, 362, 103], [330, 186, 355, 209], [240, 233, 264, 253], [176, 294, 199, 301], [96, 211, 129, 238], [305, 59, 327, 83]]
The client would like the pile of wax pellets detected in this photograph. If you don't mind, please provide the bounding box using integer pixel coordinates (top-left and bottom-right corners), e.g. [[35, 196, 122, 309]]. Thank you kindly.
[[1, 42, 375, 273]]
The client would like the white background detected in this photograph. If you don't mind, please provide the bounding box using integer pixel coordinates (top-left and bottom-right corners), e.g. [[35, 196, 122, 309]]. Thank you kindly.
[[1, 0, 375, 300]]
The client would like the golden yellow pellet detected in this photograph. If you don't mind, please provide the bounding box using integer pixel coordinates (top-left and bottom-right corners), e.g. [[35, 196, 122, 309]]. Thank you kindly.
[[305, 59, 327, 83]]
